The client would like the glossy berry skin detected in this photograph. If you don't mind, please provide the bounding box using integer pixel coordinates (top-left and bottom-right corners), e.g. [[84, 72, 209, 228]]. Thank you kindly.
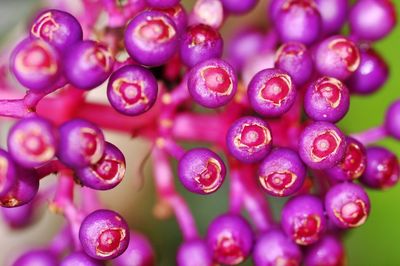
[[315, 0, 348, 35], [107, 65, 158, 116], [180, 24, 223, 68], [304, 76, 350, 123], [79, 209, 130, 260], [281, 195, 327, 246], [76, 142, 126, 190], [360, 146, 400, 189], [1, 201, 34, 229], [349, 0, 396, 41], [190, 0, 224, 29], [253, 229, 302, 266], [299, 122, 346, 170], [61, 251, 103, 266], [125, 11, 178, 66], [177, 239, 213, 266], [64, 40, 114, 90], [314, 35, 360, 80], [178, 148, 226, 194], [275, 0, 322, 45], [206, 213, 253, 265], [8, 117, 58, 168], [347, 48, 388, 95], [12, 249, 58, 266], [268, 0, 286, 22], [10, 38, 61, 92], [385, 99, 400, 140], [247, 68, 296, 117], [0, 168, 39, 208], [58, 119, 105, 169], [150, 4, 188, 34], [275, 42, 313, 86], [146, 0, 180, 8], [226, 116, 272, 163], [325, 182, 370, 229], [258, 148, 306, 197], [220, 0, 259, 14], [188, 59, 237, 108], [30, 9, 83, 51], [113, 231, 155, 266], [0, 149, 17, 198], [304, 235, 345, 266]]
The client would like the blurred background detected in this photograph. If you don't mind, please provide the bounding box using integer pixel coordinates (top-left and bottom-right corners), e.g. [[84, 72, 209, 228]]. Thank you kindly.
[[0, 0, 399, 265]]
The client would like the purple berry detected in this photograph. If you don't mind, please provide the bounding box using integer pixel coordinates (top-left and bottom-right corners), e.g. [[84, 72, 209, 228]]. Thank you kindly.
[[76, 142, 126, 190], [177, 239, 213, 266], [113, 231, 155, 266], [275, 42, 313, 86], [30, 9, 83, 51], [64, 40, 114, 90], [349, 0, 396, 41], [107, 65, 158, 116], [315, 0, 349, 35], [125, 11, 179, 66], [347, 48, 388, 95], [146, 0, 180, 8], [325, 182, 370, 228], [61, 251, 103, 266], [275, 0, 322, 45], [304, 76, 350, 123], [12, 249, 58, 266], [247, 68, 296, 117], [298, 121, 346, 169], [253, 229, 302, 266], [206, 213, 253, 265], [304, 235, 345, 266], [150, 4, 188, 34], [220, 0, 259, 14], [314, 35, 360, 80], [226, 116, 273, 163], [0, 149, 17, 197], [10, 38, 61, 92], [58, 119, 105, 169], [281, 195, 327, 245], [188, 58, 237, 108], [180, 24, 223, 68], [8, 117, 58, 168], [258, 148, 306, 197], [360, 146, 400, 189], [1, 201, 34, 229], [79, 209, 130, 260], [268, 0, 286, 22], [384, 99, 400, 140], [178, 148, 226, 194]]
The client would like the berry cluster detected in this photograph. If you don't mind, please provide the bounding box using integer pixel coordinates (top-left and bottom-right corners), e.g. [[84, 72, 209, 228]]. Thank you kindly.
[[0, 0, 398, 265]]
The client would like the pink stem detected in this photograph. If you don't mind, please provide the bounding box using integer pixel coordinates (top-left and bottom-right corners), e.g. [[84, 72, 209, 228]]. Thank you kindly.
[[35, 160, 69, 179], [81, 187, 102, 212], [161, 138, 186, 160], [350, 125, 388, 145]]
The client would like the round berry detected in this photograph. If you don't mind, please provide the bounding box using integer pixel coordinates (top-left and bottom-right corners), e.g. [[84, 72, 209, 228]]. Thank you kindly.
[[79, 209, 130, 260], [150, 4, 188, 34], [107, 65, 158, 116], [188, 58, 237, 108], [178, 148, 226, 194], [258, 148, 306, 197], [146, 0, 180, 8], [315, 0, 348, 35], [0, 149, 17, 198], [12, 249, 58, 266], [113, 231, 155, 266], [220, 0, 259, 14], [304, 76, 350, 123], [298, 122, 346, 169], [304, 234, 345, 266], [325, 182, 370, 228], [206, 213, 253, 265], [247, 68, 296, 117], [58, 119, 105, 169], [281, 195, 327, 245], [1, 201, 34, 229], [226, 116, 272, 163], [384, 99, 400, 140], [61, 251, 102, 266], [177, 239, 213, 266]]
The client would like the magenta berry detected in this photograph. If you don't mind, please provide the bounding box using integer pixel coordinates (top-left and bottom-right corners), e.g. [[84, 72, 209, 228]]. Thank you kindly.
[[1, 201, 34, 229], [107, 65, 158, 116], [253, 229, 302, 266], [304, 76, 350, 123], [8, 117, 58, 168], [113, 231, 155, 266], [315, 0, 348, 35], [220, 0, 259, 14], [188, 58, 237, 108], [281, 195, 327, 245], [79, 209, 130, 260], [325, 182, 370, 229], [150, 4, 188, 34], [247, 68, 296, 117], [178, 148, 226, 194], [226, 116, 272, 163], [385, 99, 400, 140], [61, 251, 102, 266], [125, 10, 179, 66], [30, 9, 83, 51], [177, 239, 213, 266], [12, 249, 58, 266], [0, 149, 17, 198], [58, 119, 105, 169], [258, 148, 306, 197], [304, 235, 345, 266], [146, 0, 180, 8], [76, 142, 126, 190], [299, 122, 346, 169], [206, 213, 253, 265]]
